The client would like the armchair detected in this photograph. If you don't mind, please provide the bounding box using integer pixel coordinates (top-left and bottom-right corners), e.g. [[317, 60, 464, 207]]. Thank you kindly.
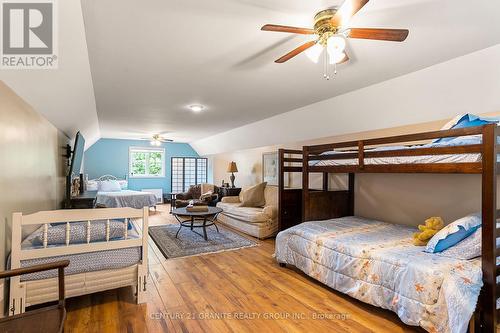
[[175, 183, 219, 208]]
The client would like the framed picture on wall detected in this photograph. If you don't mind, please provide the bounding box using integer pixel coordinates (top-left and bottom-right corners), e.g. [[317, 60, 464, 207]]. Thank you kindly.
[[262, 152, 279, 186]]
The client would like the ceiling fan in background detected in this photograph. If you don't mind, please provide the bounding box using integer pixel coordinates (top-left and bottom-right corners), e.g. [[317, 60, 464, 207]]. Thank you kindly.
[[261, 0, 409, 79], [141, 134, 173, 146]]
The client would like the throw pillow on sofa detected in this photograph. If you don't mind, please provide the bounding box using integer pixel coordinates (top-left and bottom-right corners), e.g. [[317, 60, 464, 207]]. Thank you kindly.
[[239, 182, 267, 207]]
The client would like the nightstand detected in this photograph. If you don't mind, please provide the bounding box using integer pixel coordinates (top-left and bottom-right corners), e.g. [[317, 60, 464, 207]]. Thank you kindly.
[[219, 187, 241, 199], [68, 191, 97, 209]]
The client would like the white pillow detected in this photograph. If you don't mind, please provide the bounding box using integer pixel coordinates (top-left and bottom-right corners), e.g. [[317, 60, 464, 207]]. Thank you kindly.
[[86, 180, 98, 191], [117, 180, 128, 190], [98, 180, 122, 192], [425, 213, 481, 253]]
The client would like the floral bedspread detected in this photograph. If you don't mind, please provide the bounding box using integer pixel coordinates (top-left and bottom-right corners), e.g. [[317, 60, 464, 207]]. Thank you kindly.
[[275, 217, 482, 333]]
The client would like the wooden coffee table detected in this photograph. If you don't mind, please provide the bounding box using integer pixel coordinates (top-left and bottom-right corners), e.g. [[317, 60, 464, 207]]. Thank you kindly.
[[172, 207, 223, 241]]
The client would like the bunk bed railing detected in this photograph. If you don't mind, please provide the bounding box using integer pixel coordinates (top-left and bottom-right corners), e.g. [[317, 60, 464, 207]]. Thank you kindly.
[[306, 125, 486, 154], [304, 125, 490, 175]]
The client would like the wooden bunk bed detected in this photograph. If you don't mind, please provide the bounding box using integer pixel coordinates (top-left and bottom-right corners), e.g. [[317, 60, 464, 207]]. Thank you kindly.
[[279, 124, 498, 332]]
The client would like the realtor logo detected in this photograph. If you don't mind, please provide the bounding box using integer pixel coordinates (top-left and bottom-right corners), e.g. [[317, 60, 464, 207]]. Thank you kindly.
[[1, 0, 58, 69]]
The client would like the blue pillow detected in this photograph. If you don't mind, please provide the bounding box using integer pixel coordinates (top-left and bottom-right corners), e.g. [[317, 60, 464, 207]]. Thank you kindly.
[[425, 213, 481, 253], [434, 114, 498, 143], [433, 225, 480, 252]]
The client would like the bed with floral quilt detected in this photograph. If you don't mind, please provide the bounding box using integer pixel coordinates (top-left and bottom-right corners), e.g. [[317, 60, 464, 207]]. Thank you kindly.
[[275, 216, 482, 333]]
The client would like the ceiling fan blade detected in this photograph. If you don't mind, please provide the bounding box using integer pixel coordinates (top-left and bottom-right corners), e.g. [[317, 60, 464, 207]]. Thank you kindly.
[[275, 41, 317, 63], [347, 28, 409, 41], [261, 24, 315, 35], [330, 0, 370, 27]]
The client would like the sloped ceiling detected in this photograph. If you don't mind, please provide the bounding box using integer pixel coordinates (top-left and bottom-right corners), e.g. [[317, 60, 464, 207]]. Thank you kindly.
[[1, 0, 99, 148], [2, 0, 499, 150], [81, 0, 500, 143]]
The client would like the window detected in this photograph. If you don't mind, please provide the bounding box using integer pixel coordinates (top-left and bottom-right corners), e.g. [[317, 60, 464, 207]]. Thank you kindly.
[[129, 147, 165, 178], [171, 157, 208, 192]]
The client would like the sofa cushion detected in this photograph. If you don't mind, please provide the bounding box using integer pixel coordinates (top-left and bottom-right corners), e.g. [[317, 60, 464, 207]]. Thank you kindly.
[[217, 202, 271, 223], [239, 182, 267, 207]]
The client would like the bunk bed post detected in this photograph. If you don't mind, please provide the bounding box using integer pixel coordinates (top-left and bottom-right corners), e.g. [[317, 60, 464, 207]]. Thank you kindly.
[[348, 173, 355, 216], [302, 146, 309, 222], [322, 173, 328, 191], [480, 123, 497, 332], [278, 149, 285, 230]]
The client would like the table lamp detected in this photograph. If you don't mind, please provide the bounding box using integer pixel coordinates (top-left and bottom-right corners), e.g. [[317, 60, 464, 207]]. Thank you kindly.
[[227, 161, 238, 188]]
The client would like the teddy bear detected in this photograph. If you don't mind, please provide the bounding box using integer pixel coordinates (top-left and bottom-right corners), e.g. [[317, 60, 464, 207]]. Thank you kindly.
[[413, 217, 445, 246]]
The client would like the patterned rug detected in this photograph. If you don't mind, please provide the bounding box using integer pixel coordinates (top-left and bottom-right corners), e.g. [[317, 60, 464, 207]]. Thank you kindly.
[[149, 224, 258, 259]]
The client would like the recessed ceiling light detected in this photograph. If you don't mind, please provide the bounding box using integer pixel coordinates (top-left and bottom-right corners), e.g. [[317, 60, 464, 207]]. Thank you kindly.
[[189, 104, 205, 112]]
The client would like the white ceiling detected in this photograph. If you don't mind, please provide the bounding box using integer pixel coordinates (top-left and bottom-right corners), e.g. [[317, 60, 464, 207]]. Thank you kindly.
[[81, 0, 500, 143]]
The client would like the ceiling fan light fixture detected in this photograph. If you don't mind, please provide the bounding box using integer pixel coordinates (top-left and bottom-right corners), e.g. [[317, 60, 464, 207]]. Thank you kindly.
[[326, 35, 346, 57], [305, 43, 323, 63], [329, 52, 346, 64], [189, 104, 205, 113]]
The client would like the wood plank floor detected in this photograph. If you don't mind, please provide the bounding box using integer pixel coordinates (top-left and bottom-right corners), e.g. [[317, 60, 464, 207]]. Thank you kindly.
[[64, 204, 424, 333]]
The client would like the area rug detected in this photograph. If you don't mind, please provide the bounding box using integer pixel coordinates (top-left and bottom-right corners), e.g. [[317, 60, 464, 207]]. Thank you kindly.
[[149, 224, 258, 259]]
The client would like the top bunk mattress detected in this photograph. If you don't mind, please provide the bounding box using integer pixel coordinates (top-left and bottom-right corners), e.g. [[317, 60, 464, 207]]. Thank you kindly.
[[309, 135, 489, 167], [310, 152, 480, 166], [275, 216, 483, 333]]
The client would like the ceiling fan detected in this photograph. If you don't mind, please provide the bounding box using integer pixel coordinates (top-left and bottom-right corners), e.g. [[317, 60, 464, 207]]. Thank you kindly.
[[261, 0, 409, 79], [141, 134, 173, 146]]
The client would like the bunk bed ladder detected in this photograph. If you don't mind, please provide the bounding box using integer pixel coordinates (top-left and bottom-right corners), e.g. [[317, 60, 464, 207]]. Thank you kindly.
[[479, 124, 498, 332]]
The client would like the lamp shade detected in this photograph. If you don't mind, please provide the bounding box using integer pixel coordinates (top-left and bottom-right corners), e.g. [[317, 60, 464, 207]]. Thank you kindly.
[[227, 161, 238, 173]]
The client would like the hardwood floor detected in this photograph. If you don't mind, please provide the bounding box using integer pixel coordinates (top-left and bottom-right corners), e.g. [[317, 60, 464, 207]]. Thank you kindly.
[[64, 204, 424, 333]]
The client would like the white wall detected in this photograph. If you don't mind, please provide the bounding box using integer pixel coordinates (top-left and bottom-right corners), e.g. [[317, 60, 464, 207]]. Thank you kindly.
[[192, 44, 500, 156], [0, 82, 68, 314]]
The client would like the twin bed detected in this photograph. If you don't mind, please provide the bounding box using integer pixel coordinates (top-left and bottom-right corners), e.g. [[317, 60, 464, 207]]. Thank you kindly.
[[9, 207, 149, 315], [8, 173, 155, 315], [276, 118, 500, 333], [87, 175, 157, 209]]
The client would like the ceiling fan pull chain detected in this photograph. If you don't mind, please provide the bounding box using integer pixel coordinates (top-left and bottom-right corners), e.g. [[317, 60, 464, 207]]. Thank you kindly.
[[323, 51, 327, 79], [334, 62, 337, 76], [325, 52, 330, 80]]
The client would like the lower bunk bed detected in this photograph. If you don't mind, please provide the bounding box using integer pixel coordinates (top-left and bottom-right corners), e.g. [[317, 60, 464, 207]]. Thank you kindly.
[[9, 207, 149, 315], [275, 216, 483, 333]]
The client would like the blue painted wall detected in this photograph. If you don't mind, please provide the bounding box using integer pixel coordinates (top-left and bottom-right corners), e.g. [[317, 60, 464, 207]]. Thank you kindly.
[[84, 139, 202, 193]]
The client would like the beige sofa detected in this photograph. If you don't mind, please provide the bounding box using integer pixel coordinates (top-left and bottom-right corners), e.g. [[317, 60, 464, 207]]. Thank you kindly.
[[216, 185, 278, 239]]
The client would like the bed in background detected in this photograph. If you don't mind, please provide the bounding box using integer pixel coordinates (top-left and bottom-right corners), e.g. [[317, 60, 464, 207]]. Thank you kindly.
[[9, 207, 149, 315], [87, 175, 158, 209]]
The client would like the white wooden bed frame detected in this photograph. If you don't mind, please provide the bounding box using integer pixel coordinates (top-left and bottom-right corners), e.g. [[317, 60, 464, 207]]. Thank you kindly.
[[9, 207, 149, 315]]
